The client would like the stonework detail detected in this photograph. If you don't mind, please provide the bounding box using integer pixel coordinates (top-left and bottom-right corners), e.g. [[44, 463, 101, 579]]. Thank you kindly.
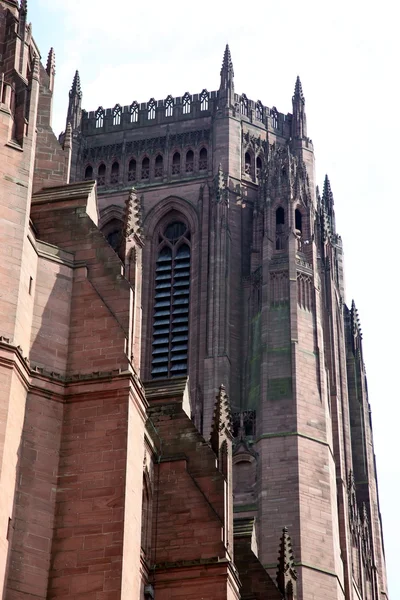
[[0, 11, 389, 600]]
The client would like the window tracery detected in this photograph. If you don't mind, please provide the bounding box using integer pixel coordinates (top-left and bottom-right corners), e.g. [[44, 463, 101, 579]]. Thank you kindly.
[[128, 158, 137, 182], [200, 89, 209, 111], [113, 104, 122, 126], [141, 157, 150, 180], [110, 161, 119, 184], [97, 163, 106, 186], [244, 152, 251, 175], [185, 150, 194, 173], [154, 154, 163, 178], [182, 92, 191, 115], [148, 98, 156, 120], [151, 221, 191, 379], [165, 95, 174, 118], [172, 152, 181, 175], [95, 107, 104, 129], [130, 101, 139, 123], [199, 147, 207, 171]]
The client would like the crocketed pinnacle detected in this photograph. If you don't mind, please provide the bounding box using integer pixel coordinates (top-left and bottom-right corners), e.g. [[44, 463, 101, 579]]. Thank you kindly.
[[293, 75, 305, 102], [276, 527, 297, 595], [20, 0, 28, 13], [322, 174, 334, 209], [220, 44, 234, 78], [46, 47, 56, 77], [123, 189, 143, 238], [210, 384, 233, 454], [70, 70, 82, 99]]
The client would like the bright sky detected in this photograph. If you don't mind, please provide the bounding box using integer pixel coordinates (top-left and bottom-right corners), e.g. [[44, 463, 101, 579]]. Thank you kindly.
[[29, 0, 399, 595]]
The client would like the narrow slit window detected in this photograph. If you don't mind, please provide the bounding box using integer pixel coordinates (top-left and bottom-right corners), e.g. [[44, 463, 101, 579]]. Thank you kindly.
[[240, 94, 248, 116], [151, 221, 191, 379], [256, 156, 262, 179], [256, 102, 263, 121], [295, 209, 302, 233], [276, 207, 285, 250]]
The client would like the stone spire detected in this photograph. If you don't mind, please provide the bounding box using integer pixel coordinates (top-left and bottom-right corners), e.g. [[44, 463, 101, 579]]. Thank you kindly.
[[291, 75, 307, 140], [276, 527, 297, 598], [322, 174, 334, 211], [66, 70, 82, 130], [219, 44, 234, 109], [70, 70, 82, 100]]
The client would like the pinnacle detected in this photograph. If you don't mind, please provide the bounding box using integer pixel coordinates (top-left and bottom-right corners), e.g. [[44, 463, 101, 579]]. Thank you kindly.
[[210, 384, 233, 453], [293, 75, 305, 102], [322, 174, 334, 208], [70, 70, 82, 99], [220, 44, 234, 77], [276, 527, 297, 594], [20, 0, 27, 13], [46, 47, 56, 77], [123, 189, 143, 238]]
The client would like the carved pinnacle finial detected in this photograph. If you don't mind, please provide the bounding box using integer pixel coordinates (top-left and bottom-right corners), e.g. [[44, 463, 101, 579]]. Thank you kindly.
[[123, 189, 143, 239], [46, 47, 56, 77], [70, 70, 82, 99], [276, 527, 297, 596], [20, 0, 27, 14], [63, 121, 72, 150], [293, 75, 304, 102], [210, 384, 233, 454], [221, 44, 234, 77], [322, 174, 334, 209], [32, 54, 40, 81]]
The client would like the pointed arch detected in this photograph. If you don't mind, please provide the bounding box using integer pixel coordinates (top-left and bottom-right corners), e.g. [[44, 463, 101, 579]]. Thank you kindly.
[[84, 164, 93, 181], [200, 89, 209, 111], [95, 106, 104, 128], [154, 154, 163, 178], [199, 147, 208, 171], [130, 101, 139, 123], [148, 98, 156, 120], [97, 163, 106, 186], [240, 94, 248, 116], [182, 92, 191, 115], [113, 104, 122, 126], [110, 161, 120, 184], [165, 95, 174, 117]]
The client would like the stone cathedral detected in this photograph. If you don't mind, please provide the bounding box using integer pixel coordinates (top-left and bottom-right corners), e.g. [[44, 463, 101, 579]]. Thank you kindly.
[[0, 1, 389, 599]]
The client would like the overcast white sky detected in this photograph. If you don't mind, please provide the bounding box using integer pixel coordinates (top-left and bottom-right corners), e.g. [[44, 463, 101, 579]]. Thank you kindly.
[[29, 0, 399, 595]]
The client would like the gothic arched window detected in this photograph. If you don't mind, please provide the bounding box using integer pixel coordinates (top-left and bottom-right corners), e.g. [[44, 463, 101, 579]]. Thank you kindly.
[[154, 154, 163, 178], [151, 221, 191, 379], [130, 101, 139, 123], [95, 107, 104, 129], [165, 95, 174, 117], [182, 92, 191, 115], [271, 107, 278, 129], [97, 163, 106, 186], [141, 157, 150, 180], [295, 209, 302, 233], [113, 104, 122, 126], [110, 161, 119, 184], [148, 98, 156, 120], [128, 158, 137, 182], [172, 152, 181, 175], [185, 150, 194, 173], [84, 165, 93, 180], [199, 148, 207, 171], [200, 89, 209, 111]]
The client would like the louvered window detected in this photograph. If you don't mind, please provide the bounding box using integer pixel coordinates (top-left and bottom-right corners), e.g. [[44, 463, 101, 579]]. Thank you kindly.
[[151, 221, 191, 379]]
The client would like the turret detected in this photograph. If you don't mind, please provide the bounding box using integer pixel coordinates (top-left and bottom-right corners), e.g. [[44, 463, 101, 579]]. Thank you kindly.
[[219, 44, 234, 109], [291, 76, 307, 140], [66, 69, 82, 131]]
